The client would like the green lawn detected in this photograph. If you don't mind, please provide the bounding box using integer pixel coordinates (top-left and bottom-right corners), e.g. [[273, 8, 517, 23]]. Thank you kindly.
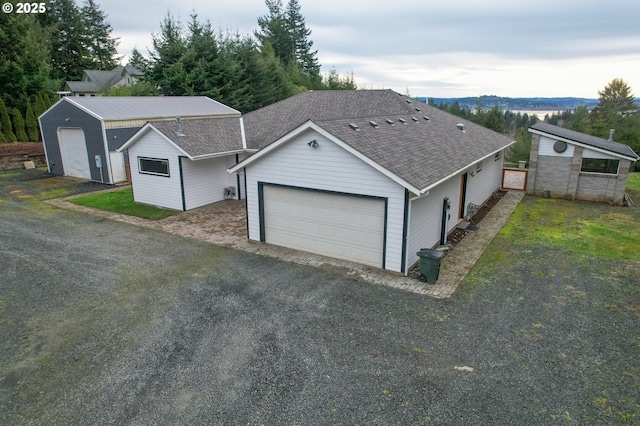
[[497, 172, 640, 261], [69, 188, 179, 220]]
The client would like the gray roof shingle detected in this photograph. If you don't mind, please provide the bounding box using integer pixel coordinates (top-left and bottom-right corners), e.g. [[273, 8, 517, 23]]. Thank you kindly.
[[148, 118, 244, 158], [244, 90, 515, 191], [530, 122, 639, 160], [62, 96, 240, 121]]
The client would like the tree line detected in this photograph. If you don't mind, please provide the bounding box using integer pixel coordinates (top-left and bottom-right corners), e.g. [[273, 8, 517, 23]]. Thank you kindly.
[[431, 78, 640, 163], [0, 0, 354, 142]]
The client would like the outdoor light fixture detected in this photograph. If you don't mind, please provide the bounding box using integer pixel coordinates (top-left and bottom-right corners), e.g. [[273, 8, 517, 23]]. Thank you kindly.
[[307, 139, 318, 148]]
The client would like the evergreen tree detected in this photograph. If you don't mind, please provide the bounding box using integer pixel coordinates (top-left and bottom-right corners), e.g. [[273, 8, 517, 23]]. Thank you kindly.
[[12, 108, 29, 141], [35, 93, 47, 118], [129, 47, 149, 76], [590, 78, 638, 139], [25, 102, 40, 141], [0, 98, 16, 142], [148, 13, 188, 95], [44, 0, 92, 82], [81, 0, 120, 69], [0, 12, 52, 111], [285, 0, 319, 78], [256, 0, 294, 67]]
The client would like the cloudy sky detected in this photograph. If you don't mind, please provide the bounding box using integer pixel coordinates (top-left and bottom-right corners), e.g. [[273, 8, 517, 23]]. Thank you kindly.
[[103, 0, 640, 99]]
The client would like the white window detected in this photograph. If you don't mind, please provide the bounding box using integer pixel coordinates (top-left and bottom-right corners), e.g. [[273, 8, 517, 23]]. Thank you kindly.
[[139, 157, 170, 177]]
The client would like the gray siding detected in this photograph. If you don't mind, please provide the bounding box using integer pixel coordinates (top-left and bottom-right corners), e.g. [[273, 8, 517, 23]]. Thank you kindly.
[[106, 127, 141, 151], [40, 101, 105, 181]]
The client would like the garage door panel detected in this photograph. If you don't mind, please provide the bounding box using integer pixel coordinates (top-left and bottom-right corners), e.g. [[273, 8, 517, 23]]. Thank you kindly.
[[263, 186, 385, 267], [58, 128, 91, 180]]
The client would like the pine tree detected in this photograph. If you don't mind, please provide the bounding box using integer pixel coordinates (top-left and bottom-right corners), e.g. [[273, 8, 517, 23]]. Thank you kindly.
[[81, 0, 120, 69], [12, 109, 29, 142], [285, 0, 319, 78], [25, 102, 40, 141], [148, 13, 187, 95], [256, 0, 294, 67], [590, 78, 638, 139], [35, 93, 47, 118], [0, 99, 16, 142], [129, 47, 149, 75]]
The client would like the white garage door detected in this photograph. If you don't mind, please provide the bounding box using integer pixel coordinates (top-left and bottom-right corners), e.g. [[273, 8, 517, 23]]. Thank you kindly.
[[263, 185, 385, 267], [58, 128, 91, 179]]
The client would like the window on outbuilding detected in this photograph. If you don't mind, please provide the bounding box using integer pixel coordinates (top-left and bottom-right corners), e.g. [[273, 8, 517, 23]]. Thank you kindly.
[[139, 157, 170, 176], [580, 158, 619, 174]]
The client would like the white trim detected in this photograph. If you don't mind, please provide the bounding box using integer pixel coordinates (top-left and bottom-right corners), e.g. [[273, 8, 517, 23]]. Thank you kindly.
[[61, 97, 104, 121], [117, 123, 191, 159], [37, 98, 63, 120], [240, 117, 247, 150], [228, 120, 423, 194], [529, 128, 638, 162], [191, 149, 249, 161]]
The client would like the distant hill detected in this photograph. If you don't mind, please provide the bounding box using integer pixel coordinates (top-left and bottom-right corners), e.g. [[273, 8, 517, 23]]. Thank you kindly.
[[414, 95, 599, 112]]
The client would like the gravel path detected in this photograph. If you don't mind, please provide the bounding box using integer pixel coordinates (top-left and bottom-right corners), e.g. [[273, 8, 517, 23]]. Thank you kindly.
[[1, 170, 639, 425]]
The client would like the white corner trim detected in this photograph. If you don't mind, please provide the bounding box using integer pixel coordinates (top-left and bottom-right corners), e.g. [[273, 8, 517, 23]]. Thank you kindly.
[[240, 117, 247, 150]]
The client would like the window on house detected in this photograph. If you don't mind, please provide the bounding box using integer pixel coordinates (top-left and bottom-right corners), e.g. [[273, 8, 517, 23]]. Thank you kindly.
[[139, 157, 170, 176], [580, 158, 619, 174]]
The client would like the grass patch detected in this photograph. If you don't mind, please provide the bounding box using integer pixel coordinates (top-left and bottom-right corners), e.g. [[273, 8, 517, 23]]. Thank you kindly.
[[498, 195, 640, 261], [69, 188, 179, 220]]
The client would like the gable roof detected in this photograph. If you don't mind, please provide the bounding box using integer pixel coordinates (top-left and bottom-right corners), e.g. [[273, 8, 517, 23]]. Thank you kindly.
[[529, 122, 639, 160], [235, 90, 515, 193], [118, 117, 246, 160], [65, 65, 143, 93], [50, 96, 240, 121]]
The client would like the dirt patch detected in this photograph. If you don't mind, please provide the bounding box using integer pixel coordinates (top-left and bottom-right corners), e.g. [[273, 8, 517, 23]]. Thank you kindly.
[[447, 190, 507, 246], [0, 142, 43, 156]]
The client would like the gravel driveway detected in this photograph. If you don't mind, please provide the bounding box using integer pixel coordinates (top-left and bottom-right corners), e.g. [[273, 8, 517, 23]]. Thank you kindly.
[[1, 170, 639, 425]]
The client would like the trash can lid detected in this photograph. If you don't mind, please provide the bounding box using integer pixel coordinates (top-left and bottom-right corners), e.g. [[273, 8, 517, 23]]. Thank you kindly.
[[416, 249, 445, 260]]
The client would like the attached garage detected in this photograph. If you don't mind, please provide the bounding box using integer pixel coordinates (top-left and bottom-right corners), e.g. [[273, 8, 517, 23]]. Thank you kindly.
[[58, 128, 91, 179], [261, 185, 386, 267]]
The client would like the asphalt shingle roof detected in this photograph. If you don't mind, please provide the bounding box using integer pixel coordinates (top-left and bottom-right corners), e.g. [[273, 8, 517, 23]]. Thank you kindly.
[[62, 96, 240, 121], [244, 90, 515, 191], [530, 122, 639, 160], [148, 118, 244, 158]]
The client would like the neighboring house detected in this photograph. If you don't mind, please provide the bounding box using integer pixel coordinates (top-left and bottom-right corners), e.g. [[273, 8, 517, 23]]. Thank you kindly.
[[39, 96, 239, 184], [527, 122, 639, 204], [230, 90, 515, 275], [61, 64, 143, 97], [117, 117, 251, 211]]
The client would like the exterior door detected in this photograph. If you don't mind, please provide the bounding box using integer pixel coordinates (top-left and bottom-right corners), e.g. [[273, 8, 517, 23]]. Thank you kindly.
[[58, 128, 91, 179]]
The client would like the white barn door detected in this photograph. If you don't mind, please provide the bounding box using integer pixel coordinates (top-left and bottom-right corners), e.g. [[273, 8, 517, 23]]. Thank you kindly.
[[263, 185, 385, 268], [58, 128, 91, 179]]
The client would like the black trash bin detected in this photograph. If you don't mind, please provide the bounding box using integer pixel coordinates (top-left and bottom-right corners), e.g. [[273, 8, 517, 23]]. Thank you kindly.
[[416, 249, 445, 284]]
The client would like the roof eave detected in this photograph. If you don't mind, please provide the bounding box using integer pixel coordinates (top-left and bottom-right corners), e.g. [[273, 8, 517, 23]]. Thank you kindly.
[[529, 128, 638, 161]]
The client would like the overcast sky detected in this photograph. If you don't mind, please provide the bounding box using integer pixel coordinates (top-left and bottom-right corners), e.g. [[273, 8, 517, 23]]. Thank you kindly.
[[103, 0, 640, 99]]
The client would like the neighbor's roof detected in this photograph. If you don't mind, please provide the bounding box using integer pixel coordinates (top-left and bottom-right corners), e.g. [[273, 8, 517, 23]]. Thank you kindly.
[[238, 90, 515, 193], [65, 65, 143, 94], [51, 96, 240, 121], [118, 117, 246, 160], [529, 122, 639, 160]]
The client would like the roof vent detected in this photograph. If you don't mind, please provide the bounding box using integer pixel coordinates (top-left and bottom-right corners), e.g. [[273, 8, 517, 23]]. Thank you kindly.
[[175, 117, 185, 137], [399, 118, 407, 125], [456, 123, 465, 132], [386, 119, 394, 126], [609, 129, 615, 141], [411, 117, 419, 122], [423, 116, 430, 121], [349, 123, 359, 131], [415, 107, 421, 112], [369, 121, 378, 128], [406, 99, 412, 104]]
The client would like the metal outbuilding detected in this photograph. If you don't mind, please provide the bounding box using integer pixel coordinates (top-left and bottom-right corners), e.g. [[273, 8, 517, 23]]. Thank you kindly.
[[39, 97, 240, 184]]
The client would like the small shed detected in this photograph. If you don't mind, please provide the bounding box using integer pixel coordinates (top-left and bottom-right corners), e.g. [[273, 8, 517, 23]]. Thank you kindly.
[[118, 117, 252, 211], [527, 122, 639, 204], [39, 97, 239, 184]]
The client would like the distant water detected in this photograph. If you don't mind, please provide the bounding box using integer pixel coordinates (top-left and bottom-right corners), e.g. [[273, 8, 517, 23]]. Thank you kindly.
[[510, 110, 565, 117]]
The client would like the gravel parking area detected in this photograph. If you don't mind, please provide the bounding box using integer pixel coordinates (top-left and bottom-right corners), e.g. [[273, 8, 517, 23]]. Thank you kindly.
[[1, 170, 639, 424]]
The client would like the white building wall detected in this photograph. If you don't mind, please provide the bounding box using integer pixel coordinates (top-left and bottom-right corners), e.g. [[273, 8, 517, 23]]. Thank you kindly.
[[406, 175, 460, 271], [183, 155, 239, 210], [538, 135, 575, 157], [127, 132, 184, 210], [466, 150, 504, 207], [244, 128, 406, 272]]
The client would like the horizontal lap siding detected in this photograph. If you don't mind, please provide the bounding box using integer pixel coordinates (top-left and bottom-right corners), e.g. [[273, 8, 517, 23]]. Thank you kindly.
[[128, 132, 183, 210], [245, 129, 405, 272], [466, 152, 503, 207], [407, 176, 460, 270], [183, 155, 238, 210]]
